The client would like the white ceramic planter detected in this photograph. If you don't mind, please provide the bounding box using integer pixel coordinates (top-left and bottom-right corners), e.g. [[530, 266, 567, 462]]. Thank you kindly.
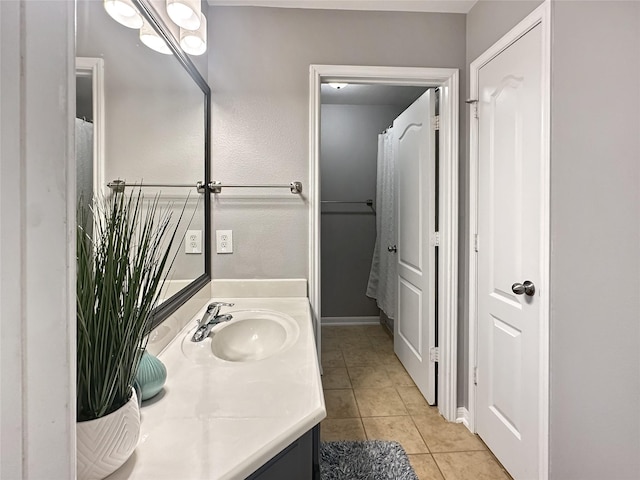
[[76, 389, 140, 480]]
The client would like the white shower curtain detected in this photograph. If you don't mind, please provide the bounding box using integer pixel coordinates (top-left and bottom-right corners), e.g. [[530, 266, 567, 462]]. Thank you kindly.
[[75, 118, 94, 202], [366, 129, 397, 319]]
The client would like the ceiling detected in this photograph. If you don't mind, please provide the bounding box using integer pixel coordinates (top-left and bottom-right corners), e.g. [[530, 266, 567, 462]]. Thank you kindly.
[[321, 84, 428, 108], [206, 0, 477, 14]]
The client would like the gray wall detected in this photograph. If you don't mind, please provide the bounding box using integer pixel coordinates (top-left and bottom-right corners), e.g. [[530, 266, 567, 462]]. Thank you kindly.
[[320, 104, 404, 318], [207, 6, 466, 280], [462, 0, 543, 408], [549, 2, 640, 478]]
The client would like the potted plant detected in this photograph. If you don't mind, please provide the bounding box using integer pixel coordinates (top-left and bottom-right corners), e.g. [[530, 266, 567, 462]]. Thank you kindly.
[[76, 190, 182, 480]]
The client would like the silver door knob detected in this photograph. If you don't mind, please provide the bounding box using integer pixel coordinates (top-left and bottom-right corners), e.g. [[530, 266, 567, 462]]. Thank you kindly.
[[512, 281, 535, 297], [388, 245, 397, 253]]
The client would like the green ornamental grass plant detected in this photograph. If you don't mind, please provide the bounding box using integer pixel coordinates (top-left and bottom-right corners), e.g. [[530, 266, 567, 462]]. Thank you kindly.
[[76, 190, 183, 422]]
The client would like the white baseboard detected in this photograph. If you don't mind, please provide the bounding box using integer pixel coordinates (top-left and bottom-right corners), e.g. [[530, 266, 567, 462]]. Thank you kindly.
[[321, 316, 380, 326], [456, 407, 471, 430]]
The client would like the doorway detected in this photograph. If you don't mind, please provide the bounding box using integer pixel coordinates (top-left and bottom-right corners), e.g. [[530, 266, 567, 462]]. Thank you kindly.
[[309, 65, 459, 421]]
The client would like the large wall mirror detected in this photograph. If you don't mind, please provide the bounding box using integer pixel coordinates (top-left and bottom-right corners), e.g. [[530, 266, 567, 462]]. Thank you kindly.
[[76, 0, 211, 329]]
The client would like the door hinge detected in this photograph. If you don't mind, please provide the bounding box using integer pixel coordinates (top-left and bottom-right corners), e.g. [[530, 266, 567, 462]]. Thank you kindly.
[[431, 231, 440, 247], [429, 346, 439, 363], [473, 366, 478, 385], [432, 115, 440, 131], [474, 234, 479, 252], [466, 99, 479, 119]]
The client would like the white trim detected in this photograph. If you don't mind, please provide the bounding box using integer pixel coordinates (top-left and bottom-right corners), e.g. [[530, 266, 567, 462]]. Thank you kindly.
[[75, 57, 106, 197], [309, 64, 459, 422], [0, 1, 76, 476], [467, 2, 550, 478], [206, 0, 477, 14], [456, 407, 471, 429], [321, 316, 380, 326]]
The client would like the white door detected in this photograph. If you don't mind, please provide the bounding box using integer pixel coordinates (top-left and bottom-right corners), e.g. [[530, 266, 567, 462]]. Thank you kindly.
[[393, 90, 436, 405], [475, 23, 545, 479]]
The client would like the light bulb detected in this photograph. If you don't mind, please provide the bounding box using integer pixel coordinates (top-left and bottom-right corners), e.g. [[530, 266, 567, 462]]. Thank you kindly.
[[140, 19, 172, 55], [167, 0, 201, 30], [104, 0, 143, 29], [179, 13, 207, 56]]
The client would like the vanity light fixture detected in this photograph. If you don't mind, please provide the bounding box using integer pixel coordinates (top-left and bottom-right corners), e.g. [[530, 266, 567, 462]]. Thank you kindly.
[[328, 83, 349, 90], [140, 19, 173, 55], [103, 0, 143, 29], [167, 0, 202, 30], [180, 13, 207, 56]]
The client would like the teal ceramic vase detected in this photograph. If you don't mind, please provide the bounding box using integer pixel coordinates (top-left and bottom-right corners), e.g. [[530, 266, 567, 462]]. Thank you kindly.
[[135, 350, 167, 401]]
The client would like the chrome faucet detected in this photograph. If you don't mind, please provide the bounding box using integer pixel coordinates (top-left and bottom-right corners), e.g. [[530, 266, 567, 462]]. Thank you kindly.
[[191, 302, 234, 342]]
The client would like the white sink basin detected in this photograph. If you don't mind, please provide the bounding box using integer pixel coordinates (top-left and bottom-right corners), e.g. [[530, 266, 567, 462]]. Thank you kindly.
[[182, 309, 299, 363]]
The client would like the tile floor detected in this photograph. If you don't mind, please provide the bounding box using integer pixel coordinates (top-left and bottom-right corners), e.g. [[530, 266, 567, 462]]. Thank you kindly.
[[320, 324, 512, 480]]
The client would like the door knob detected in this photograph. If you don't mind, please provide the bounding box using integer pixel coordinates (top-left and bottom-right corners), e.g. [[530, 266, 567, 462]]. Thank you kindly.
[[388, 245, 397, 253], [511, 281, 535, 297]]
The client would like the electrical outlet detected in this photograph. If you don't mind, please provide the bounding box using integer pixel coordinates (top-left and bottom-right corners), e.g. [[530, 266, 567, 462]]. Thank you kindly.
[[185, 230, 202, 254], [216, 230, 233, 254]]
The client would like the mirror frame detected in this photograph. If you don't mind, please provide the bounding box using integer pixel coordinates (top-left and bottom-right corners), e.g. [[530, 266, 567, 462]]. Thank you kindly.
[[131, 0, 211, 330]]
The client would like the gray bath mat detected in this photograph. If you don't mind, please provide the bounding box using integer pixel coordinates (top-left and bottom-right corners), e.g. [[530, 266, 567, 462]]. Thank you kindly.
[[320, 440, 419, 480]]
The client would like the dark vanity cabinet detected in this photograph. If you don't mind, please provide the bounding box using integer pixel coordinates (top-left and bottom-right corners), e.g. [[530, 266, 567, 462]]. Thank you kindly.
[[246, 425, 320, 480]]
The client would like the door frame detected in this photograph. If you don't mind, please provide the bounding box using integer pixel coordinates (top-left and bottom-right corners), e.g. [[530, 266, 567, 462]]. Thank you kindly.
[[76, 57, 106, 197], [467, 1, 550, 477], [308, 65, 459, 422]]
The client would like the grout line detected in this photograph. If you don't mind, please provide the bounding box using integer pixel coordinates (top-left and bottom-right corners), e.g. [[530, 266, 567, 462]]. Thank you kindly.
[[429, 452, 449, 480]]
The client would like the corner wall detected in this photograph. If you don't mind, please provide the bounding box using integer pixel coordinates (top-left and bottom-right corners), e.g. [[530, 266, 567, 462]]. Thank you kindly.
[[549, 2, 640, 478]]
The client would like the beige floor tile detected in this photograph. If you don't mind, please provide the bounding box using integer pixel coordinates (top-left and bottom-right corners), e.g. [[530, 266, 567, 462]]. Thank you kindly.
[[320, 418, 366, 442], [321, 350, 345, 369], [432, 451, 510, 480], [321, 326, 344, 338], [324, 389, 360, 418], [343, 347, 383, 367], [361, 324, 389, 337], [385, 363, 416, 386], [321, 338, 341, 352], [397, 386, 439, 416], [362, 416, 428, 454], [337, 335, 373, 349], [322, 367, 352, 389], [378, 351, 403, 366], [408, 454, 445, 480], [413, 414, 485, 453], [348, 366, 393, 388], [354, 387, 408, 417], [369, 336, 394, 352]]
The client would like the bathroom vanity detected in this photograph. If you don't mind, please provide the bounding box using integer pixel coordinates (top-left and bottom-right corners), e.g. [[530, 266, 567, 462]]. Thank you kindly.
[[108, 286, 326, 480]]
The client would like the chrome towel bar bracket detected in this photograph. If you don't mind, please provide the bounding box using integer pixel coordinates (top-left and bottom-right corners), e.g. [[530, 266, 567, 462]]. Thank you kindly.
[[208, 181, 302, 194], [107, 180, 303, 195]]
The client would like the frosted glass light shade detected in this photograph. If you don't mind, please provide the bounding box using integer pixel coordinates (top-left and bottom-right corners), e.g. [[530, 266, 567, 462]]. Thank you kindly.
[[180, 14, 207, 56], [140, 19, 172, 55], [104, 0, 143, 29], [167, 0, 201, 30]]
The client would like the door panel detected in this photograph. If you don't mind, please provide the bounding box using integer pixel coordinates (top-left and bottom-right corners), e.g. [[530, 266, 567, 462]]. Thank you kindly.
[[393, 89, 436, 405], [398, 278, 421, 355], [398, 125, 423, 271], [476, 24, 543, 479]]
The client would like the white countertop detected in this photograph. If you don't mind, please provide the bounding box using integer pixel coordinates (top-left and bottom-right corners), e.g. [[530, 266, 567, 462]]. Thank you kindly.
[[108, 296, 326, 480]]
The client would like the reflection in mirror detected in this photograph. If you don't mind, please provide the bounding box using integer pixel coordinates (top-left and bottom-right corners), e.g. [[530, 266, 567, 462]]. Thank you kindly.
[[76, 0, 210, 328]]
